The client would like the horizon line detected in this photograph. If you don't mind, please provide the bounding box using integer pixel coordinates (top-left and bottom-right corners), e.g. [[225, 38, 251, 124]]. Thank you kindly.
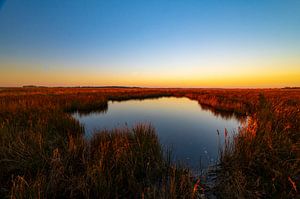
[[1, 85, 299, 90]]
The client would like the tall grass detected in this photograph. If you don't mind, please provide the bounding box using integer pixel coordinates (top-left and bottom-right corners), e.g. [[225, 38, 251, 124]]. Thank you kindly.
[[216, 94, 300, 198], [0, 88, 198, 198], [0, 87, 299, 198], [1, 123, 196, 198]]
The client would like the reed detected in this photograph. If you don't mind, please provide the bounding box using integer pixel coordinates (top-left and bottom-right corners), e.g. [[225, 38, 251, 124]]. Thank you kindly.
[[216, 94, 300, 198], [0, 87, 299, 198], [1, 123, 196, 198], [0, 88, 197, 198]]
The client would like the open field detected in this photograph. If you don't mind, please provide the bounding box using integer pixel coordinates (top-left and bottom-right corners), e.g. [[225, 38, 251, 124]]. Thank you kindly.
[[0, 87, 299, 198]]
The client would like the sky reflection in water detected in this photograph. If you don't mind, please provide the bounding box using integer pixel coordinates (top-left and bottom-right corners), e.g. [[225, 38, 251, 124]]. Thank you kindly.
[[73, 97, 243, 170]]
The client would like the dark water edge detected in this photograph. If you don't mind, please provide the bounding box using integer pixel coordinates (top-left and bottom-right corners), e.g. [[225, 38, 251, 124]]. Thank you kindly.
[[71, 97, 249, 198], [73, 97, 246, 172]]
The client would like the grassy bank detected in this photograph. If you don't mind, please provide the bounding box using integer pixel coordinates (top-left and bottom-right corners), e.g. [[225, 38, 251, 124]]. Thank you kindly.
[[0, 88, 197, 198], [216, 94, 300, 198], [5, 124, 195, 198], [0, 87, 299, 198]]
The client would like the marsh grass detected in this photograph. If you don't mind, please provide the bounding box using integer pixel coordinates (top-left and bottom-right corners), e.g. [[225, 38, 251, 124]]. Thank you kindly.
[[1, 87, 299, 198], [0, 88, 197, 198], [2, 123, 196, 198], [216, 94, 300, 198]]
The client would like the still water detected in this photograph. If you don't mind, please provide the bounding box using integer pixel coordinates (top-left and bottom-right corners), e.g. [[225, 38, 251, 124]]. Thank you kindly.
[[73, 97, 242, 170]]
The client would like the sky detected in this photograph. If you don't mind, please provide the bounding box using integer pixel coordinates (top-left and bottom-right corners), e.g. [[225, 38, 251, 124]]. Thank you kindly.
[[0, 0, 300, 87]]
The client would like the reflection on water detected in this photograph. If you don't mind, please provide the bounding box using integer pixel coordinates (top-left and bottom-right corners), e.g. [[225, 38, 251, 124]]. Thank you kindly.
[[73, 97, 242, 171], [198, 103, 247, 122]]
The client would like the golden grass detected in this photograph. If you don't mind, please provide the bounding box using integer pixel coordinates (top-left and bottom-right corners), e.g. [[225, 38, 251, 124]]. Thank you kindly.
[[0, 87, 299, 198]]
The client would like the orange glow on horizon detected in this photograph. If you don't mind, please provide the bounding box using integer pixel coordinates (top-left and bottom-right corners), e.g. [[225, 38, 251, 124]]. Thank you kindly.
[[1, 69, 300, 88], [1, 59, 300, 88]]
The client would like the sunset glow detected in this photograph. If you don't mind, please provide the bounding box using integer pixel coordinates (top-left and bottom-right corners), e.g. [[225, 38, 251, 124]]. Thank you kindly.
[[1, 0, 300, 87]]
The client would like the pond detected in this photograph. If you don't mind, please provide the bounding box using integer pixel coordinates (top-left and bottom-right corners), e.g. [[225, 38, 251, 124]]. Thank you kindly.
[[73, 97, 243, 171]]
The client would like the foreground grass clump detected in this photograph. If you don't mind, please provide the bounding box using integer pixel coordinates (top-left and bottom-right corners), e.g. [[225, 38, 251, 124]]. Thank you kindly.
[[216, 94, 300, 198], [87, 125, 194, 198], [1, 123, 195, 198]]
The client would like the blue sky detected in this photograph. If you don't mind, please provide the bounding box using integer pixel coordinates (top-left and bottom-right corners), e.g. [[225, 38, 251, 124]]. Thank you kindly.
[[0, 0, 300, 87]]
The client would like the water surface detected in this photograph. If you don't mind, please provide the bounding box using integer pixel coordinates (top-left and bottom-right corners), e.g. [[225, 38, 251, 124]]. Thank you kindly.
[[73, 97, 242, 170]]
